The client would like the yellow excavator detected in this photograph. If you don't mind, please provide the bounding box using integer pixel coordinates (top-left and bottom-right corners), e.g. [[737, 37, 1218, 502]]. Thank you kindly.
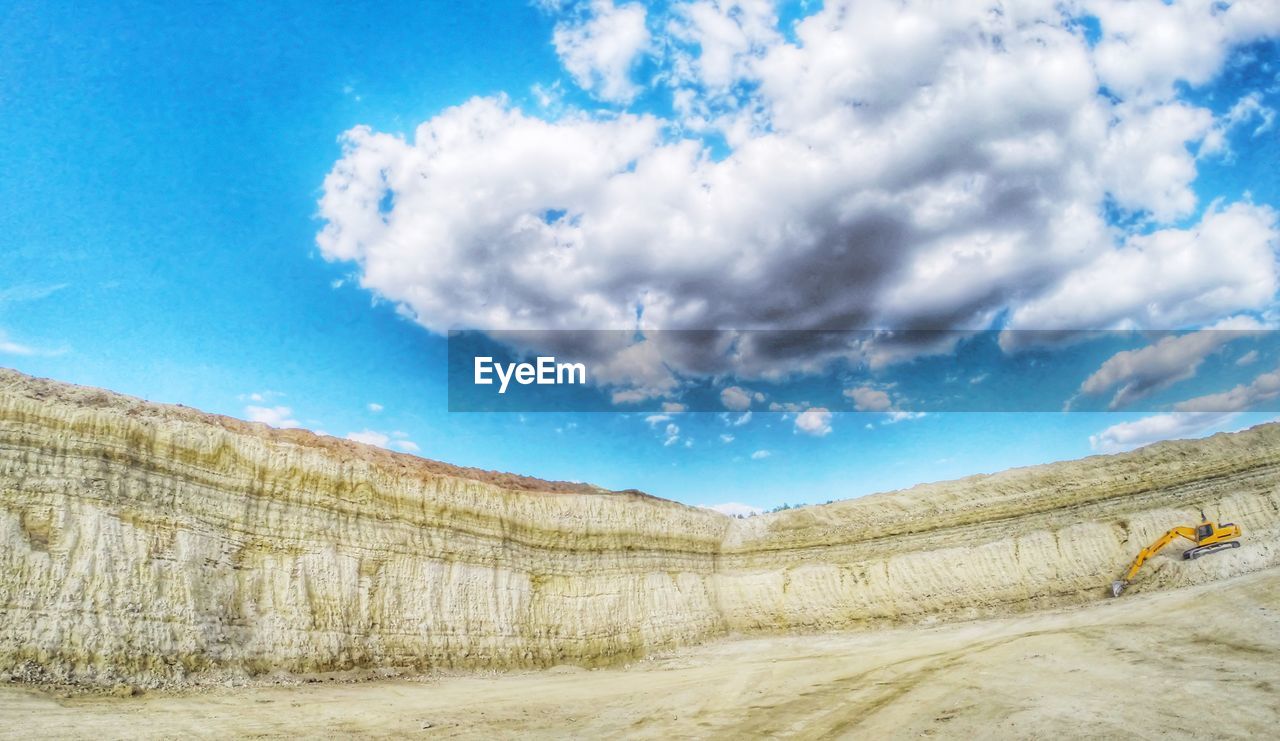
[[1111, 511, 1242, 597]]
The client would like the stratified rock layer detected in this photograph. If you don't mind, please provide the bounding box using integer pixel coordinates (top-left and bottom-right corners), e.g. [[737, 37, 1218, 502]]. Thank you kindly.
[[1, 368, 1277, 687]]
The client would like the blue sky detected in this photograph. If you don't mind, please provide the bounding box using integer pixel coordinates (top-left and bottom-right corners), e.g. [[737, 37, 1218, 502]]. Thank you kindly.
[[3, 1, 1279, 513]]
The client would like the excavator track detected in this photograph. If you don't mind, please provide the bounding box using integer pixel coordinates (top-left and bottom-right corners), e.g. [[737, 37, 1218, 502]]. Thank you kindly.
[[1183, 540, 1241, 560]]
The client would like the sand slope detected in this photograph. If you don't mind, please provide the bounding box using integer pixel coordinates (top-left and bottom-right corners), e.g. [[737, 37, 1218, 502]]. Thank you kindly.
[[4, 565, 1277, 740]]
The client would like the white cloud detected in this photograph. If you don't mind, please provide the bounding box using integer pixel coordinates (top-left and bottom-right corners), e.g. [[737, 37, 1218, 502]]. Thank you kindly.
[[319, 0, 1280, 386], [611, 388, 651, 405], [1089, 411, 1237, 454], [0, 283, 68, 303], [845, 386, 892, 412], [1006, 203, 1279, 333], [700, 501, 763, 517], [346, 429, 391, 448], [719, 433, 734, 443], [662, 422, 681, 446], [367, 402, 384, 413], [794, 407, 833, 436], [531, 81, 566, 113], [750, 449, 771, 460], [0, 337, 37, 356], [668, 0, 780, 93], [1093, 361, 1280, 453], [245, 405, 300, 429], [553, 0, 651, 103], [0, 329, 67, 357], [843, 385, 921, 423], [767, 401, 805, 413], [1201, 92, 1277, 159], [1087, 0, 1280, 102], [1077, 317, 1265, 409], [1096, 101, 1213, 221], [720, 385, 754, 411], [1237, 350, 1260, 367], [393, 439, 421, 453], [1174, 365, 1280, 413], [662, 401, 687, 413], [644, 413, 672, 426]]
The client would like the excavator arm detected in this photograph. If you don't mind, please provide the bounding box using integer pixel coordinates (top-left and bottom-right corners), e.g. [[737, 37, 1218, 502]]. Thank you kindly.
[[1117, 527, 1197, 584]]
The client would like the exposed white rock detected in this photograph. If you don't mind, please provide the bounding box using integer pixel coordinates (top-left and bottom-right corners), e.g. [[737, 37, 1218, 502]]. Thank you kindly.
[[1, 368, 1277, 687]]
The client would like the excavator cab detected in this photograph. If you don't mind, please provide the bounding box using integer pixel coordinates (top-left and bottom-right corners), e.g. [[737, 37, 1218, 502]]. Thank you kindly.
[[1110, 512, 1243, 596], [1185, 518, 1241, 556]]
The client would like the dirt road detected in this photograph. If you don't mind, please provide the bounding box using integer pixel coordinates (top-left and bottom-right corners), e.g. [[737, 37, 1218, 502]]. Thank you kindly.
[[6, 567, 1279, 740]]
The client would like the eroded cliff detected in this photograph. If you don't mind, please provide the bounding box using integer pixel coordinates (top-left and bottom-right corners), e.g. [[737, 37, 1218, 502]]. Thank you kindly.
[[2, 369, 1277, 687]]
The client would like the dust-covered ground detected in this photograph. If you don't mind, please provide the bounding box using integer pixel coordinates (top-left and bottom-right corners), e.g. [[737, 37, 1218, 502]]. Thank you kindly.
[[5, 566, 1278, 740]]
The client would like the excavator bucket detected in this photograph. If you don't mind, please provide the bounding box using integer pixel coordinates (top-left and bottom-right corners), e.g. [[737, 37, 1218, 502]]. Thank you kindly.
[[1111, 580, 1127, 598]]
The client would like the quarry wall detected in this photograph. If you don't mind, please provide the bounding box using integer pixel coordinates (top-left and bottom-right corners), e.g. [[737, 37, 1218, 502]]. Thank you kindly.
[[2, 368, 1278, 687]]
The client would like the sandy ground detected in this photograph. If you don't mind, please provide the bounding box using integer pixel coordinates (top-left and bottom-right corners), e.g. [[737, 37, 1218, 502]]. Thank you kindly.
[[5, 567, 1279, 740]]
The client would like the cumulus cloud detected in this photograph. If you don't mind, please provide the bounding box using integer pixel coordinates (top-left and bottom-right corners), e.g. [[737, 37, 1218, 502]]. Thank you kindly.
[[552, 0, 650, 103], [367, 402, 383, 413], [1089, 411, 1237, 454], [245, 405, 300, 429], [767, 401, 805, 413], [750, 449, 771, 459], [843, 384, 922, 422], [1077, 317, 1265, 409], [1006, 203, 1279, 333], [845, 385, 892, 412], [393, 439, 421, 453], [794, 407, 833, 436], [319, 0, 1280, 390], [1174, 365, 1280, 413], [720, 385, 754, 411], [667, 0, 780, 94], [1087, 0, 1280, 102]]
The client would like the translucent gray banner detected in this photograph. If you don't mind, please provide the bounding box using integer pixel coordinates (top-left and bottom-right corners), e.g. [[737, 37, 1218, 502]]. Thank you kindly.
[[447, 329, 1278, 413]]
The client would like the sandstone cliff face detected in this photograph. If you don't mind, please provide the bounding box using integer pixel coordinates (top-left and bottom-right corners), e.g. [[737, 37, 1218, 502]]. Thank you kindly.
[[717, 434, 1280, 630], [2, 369, 1278, 687]]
